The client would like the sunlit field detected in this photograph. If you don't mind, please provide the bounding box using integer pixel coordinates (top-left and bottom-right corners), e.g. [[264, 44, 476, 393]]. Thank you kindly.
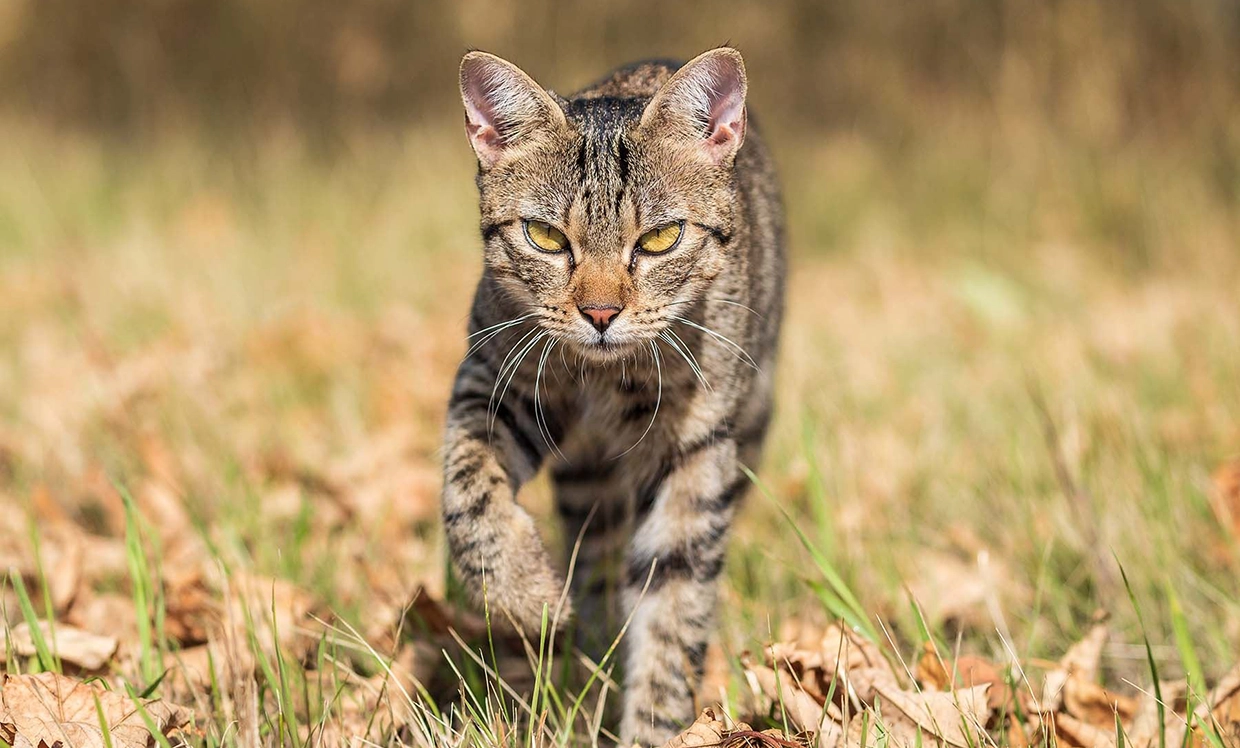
[[3, 1, 1240, 743]]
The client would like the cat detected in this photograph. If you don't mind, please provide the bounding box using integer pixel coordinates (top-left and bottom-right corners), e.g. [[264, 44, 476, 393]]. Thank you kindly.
[[442, 46, 785, 745]]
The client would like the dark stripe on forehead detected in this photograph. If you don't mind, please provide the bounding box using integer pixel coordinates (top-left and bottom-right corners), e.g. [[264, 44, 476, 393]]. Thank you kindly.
[[564, 96, 646, 226], [615, 137, 630, 212]]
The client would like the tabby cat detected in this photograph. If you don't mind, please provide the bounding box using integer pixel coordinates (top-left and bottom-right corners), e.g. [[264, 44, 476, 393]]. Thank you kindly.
[[442, 47, 785, 745]]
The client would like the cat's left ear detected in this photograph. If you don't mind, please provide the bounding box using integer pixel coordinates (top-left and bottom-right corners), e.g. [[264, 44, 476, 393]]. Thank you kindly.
[[459, 51, 566, 168], [641, 47, 747, 165]]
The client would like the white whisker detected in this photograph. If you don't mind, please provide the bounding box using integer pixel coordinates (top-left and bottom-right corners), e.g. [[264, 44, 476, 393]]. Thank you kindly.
[[658, 331, 711, 392], [615, 340, 662, 459], [663, 297, 763, 318], [488, 328, 545, 434], [462, 317, 533, 362], [534, 338, 568, 462], [670, 315, 760, 371], [467, 313, 536, 340]]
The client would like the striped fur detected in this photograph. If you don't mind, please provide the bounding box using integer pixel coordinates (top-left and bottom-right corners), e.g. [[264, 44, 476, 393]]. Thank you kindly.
[[446, 48, 785, 745]]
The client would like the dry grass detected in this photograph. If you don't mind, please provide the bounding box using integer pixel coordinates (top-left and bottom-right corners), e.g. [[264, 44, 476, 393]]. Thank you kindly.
[[1, 112, 1239, 745]]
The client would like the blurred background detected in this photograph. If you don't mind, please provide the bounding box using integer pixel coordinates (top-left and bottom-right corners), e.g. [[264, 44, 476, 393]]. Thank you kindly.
[[3, 0, 1240, 694]]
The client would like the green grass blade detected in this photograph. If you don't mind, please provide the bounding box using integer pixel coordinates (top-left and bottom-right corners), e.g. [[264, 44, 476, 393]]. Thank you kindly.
[[123, 685, 177, 748], [10, 572, 57, 673], [1165, 582, 1204, 698], [740, 465, 878, 641], [94, 693, 116, 748], [117, 482, 161, 685], [1117, 557, 1164, 748]]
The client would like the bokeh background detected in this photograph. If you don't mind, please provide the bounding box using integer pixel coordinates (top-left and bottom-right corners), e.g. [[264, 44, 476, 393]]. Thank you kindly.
[[3, 0, 1240, 710]]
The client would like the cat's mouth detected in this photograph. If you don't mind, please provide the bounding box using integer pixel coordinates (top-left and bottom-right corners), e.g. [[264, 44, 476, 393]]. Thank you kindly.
[[573, 333, 642, 362]]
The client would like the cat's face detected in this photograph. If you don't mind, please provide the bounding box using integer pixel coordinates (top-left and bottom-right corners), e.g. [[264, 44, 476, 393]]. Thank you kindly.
[[460, 50, 748, 362]]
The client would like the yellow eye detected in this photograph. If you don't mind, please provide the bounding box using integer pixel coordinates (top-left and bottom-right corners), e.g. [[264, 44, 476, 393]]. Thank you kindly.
[[637, 222, 683, 253], [523, 220, 569, 252]]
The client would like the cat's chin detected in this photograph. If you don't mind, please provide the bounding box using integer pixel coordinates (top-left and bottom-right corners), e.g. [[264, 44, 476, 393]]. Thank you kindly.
[[571, 338, 643, 364]]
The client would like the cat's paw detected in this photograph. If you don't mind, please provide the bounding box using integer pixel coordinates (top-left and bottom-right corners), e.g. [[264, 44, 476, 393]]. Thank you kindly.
[[472, 506, 573, 636]]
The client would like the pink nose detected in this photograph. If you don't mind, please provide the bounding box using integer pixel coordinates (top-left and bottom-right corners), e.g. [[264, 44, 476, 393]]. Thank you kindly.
[[579, 304, 622, 333]]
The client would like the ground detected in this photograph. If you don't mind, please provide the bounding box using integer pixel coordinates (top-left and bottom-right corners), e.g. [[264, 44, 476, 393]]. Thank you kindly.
[[1, 118, 1238, 746]]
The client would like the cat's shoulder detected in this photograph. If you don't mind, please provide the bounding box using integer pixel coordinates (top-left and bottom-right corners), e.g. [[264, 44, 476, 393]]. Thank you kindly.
[[570, 59, 682, 101]]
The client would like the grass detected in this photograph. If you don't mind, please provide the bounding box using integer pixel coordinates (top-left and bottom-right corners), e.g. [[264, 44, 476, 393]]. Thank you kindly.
[[0, 110, 1238, 746]]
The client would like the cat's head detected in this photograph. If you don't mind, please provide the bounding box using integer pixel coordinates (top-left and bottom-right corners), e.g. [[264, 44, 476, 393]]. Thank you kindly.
[[459, 48, 748, 362]]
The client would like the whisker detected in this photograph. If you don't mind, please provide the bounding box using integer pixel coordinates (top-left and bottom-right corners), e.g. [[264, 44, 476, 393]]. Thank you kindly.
[[534, 338, 568, 462], [670, 315, 760, 371], [666, 327, 710, 387], [467, 313, 537, 340], [462, 317, 534, 362], [488, 328, 544, 434], [615, 340, 662, 459], [659, 330, 711, 392], [489, 326, 540, 398], [663, 297, 763, 318]]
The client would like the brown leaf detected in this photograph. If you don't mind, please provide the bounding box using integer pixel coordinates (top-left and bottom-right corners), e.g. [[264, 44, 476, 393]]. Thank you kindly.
[[1036, 622, 1109, 713], [1030, 620, 1137, 729], [1052, 712, 1117, 748], [905, 550, 1017, 629], [1210, 459, 1240, 536], [163, 565, 318, 657], [1127, 681, 1187, 748], [660, 708, 811, 748], [0, 672, 190, 748], [1063, 678, 1137, 728], [1192, 662, 1240, 746], [660, 707, 728, 748], [46, 532, 83, 614], [7, 622, 118, 670], [766, 624, 896, 705], [915, 643, 1011, 711], [867, 678, 992, 747], [746, 662, 846, 742], [843, 684, 990, 748], [65, 591, 140, 643]]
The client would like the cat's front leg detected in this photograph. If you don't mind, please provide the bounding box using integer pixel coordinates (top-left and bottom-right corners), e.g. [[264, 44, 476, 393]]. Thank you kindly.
[[619, 439, 750, 746], [440, 373, 569, 634]]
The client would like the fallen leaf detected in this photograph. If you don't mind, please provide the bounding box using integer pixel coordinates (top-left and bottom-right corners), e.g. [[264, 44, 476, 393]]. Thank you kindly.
[[64, 590, 140, 642], [660, 707, 728, 748], [746, 661, 846, 743], [905, 550, 1007, 629], [1036, 621, 1109, 713], [0, 672, 190, 748], [1127, 681, 1187, 748], [1051, 712, 1117, 748], [843, 684, 990, 748], [660, 707, 810, 748], [163, 564, 318, 658], [868, 676, 992, 747], [1063, 677, 1137, 728], [1210, 459, 1240, 536], [7, 622, 118, 670], [45, 531, 83, 614], [915, 642, 1011, 711], [1192, 662, 1240, 746], [767, 624, 896, 704]]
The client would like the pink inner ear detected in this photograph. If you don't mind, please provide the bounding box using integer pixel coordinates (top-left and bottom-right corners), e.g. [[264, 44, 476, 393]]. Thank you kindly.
[[462, 69, 506, 153], [696, 57, 746, 159], [464, 93, 503, 153], [706, 93, 744, 148]]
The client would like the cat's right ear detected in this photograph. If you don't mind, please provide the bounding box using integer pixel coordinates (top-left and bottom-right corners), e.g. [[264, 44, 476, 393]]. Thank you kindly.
[[459, 52, 565, 168]]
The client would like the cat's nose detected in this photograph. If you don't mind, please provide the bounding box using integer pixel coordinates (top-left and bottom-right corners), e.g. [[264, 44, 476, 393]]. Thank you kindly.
[[578, 304, 622, 333]]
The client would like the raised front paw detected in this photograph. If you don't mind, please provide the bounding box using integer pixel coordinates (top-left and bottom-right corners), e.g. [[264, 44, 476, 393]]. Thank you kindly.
[[451, 504, 573, 636]]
